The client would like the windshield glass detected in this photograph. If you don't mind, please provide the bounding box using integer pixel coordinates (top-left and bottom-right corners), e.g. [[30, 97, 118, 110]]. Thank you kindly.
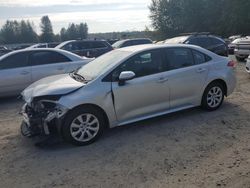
[[165, 36, 189, 44], [112, 40, 125, 48], [77, 50, 130, 80]]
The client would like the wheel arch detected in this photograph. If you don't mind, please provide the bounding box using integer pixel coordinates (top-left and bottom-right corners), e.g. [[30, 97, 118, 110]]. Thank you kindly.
[[63, 103, 110, 129], [204, 79, 228, 96]]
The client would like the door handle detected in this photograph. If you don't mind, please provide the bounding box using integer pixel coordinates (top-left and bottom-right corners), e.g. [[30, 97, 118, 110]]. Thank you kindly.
[[196, 68, 206, 73], [20, 71, 30, 75], [157, 77, 168, 83]]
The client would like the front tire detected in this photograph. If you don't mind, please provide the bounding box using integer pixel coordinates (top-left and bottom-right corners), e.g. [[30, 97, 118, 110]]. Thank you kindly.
[[201, 82, 225, 111], [62, 106, 105, 146]]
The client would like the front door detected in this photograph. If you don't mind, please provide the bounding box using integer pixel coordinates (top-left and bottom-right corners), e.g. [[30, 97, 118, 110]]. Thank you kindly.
[[111, 49, 170, 124]]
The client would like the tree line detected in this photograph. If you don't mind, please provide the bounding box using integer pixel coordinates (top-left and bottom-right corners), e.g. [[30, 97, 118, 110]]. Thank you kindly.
[[149, 0, 250, 39], [0, 16, 88, 44]]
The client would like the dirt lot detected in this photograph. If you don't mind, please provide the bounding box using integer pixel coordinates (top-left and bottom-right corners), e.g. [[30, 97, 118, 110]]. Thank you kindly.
[[0, 60, 250, 188]]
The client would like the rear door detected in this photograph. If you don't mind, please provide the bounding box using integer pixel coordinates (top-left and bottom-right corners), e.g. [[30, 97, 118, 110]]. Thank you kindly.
[[162, 47, 210, 108], [0, 52, 31, 96], [30, 51, 71, 82]]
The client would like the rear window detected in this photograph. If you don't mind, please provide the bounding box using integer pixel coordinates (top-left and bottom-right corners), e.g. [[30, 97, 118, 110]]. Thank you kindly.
[[210, 37, 224, 46], [197, 37, 212, 48], [91, 42, 107, 48], [165, 36, 189, 44]]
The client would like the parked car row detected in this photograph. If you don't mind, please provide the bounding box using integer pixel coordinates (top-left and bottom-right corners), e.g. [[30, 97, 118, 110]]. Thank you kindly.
[[227, 35, 250, 61], [0, 46, 12, 56], [0, 35, 239, 146], [19, 44, 236, 146], [164, 33, 229, 57]]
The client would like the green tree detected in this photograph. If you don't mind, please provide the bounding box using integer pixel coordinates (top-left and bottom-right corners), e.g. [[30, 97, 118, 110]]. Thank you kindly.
[[78, 23, 88, 39], [149, 0, 250, 39], [0, 20, 38, 44], [40, 15, 54, 42]]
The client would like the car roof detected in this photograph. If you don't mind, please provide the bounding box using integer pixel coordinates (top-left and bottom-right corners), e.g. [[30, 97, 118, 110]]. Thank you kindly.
[[0, 48, 84, 61], [116, 44, 220, 58]]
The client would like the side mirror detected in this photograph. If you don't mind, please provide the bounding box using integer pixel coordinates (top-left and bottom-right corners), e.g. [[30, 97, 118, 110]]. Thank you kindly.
[[118, 71, 135, 86]]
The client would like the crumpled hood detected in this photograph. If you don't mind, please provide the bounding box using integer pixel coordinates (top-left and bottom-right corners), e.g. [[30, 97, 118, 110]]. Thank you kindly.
[[22, 74, 85, 103]]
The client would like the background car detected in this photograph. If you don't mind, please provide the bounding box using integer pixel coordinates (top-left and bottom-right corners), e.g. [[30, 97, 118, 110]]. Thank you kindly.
[[234, 36, 250, 61], [20, 44, 236, 145], [112, 38, 153, 49], [0, 48, 92, 97], [164, 33, 228, 56], [27, 42, 61, 49], [228, 35, 242, 42], [55, 40, 113, 58], [0, 46, 12, 56]]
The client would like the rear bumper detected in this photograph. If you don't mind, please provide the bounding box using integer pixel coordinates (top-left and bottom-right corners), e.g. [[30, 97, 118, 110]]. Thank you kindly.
[[234, 49, 250, 57]]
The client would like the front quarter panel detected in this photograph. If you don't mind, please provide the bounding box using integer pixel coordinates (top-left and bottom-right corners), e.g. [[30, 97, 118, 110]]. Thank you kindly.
[[58, 80, 117, 127]]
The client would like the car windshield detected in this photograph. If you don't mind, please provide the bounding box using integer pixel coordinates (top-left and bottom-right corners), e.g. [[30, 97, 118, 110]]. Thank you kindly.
[[165, 36, 189, 44], [76, 50, 130, 80], [112, 40, 125, 48]]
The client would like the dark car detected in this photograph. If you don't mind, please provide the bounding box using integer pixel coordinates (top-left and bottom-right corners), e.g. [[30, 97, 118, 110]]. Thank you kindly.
[[112, 38, 153, 49], [55, 40, 113, 58], [165, 33, 228, 56], [0, 46, 12, 56]]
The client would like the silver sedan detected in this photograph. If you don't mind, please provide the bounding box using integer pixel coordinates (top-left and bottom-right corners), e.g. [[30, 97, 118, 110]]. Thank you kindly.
[[0, 48, 92, 97], [21, 44, 236, 146]]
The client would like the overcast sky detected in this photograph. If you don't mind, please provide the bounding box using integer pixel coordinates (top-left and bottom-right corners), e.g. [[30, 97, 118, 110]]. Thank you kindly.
[[0, 0, 152, 34]]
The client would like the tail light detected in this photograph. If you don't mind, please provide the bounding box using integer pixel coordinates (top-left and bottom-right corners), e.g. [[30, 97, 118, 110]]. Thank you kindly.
[[227, 60, 237, 68]]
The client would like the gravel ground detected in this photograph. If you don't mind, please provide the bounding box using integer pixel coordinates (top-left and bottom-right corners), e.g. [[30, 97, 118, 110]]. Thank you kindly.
[[0, 59, 250, 188]]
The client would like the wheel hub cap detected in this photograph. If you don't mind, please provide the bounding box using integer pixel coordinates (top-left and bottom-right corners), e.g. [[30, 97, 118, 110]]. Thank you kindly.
[[70, 113, 100, 142]]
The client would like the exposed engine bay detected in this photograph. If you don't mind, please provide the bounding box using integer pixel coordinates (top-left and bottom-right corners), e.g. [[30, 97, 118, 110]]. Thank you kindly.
[[20, 95, 68, 137]]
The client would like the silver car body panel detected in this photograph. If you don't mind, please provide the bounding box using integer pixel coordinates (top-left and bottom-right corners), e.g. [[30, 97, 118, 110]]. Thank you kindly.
[[22, 44, 236, 128], [0, 48, 92, 97]]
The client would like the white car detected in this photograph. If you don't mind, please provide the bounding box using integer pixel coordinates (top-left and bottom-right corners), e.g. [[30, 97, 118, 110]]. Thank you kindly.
[[0, 48, 93, 97], [20, 44, 236, 146]]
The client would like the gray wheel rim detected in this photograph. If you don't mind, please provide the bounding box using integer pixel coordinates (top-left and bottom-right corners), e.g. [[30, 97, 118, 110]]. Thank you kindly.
[[70, 113, 99, 142], [207, 86, 223, 108]]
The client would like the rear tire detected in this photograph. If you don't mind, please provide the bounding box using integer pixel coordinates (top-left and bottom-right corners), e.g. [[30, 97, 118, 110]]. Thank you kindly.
[[236, 56, 246, 62], [201, 82, 225, 111], [62, 106, 106, 146]]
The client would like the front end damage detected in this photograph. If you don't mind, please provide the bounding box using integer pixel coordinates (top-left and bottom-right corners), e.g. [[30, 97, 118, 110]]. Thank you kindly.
[[20, 96, 68, 138]]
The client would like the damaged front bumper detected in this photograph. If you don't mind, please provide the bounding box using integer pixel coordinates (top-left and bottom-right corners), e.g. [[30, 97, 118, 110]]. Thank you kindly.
[[20, 102, 68, 138]]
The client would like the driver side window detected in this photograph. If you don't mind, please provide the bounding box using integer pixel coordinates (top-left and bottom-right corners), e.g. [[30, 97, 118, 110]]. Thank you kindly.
[[112, 50, 163, 80]]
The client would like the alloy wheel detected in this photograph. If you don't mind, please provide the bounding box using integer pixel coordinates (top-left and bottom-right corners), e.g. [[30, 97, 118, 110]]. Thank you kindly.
[[70, 113, 100, 142]]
